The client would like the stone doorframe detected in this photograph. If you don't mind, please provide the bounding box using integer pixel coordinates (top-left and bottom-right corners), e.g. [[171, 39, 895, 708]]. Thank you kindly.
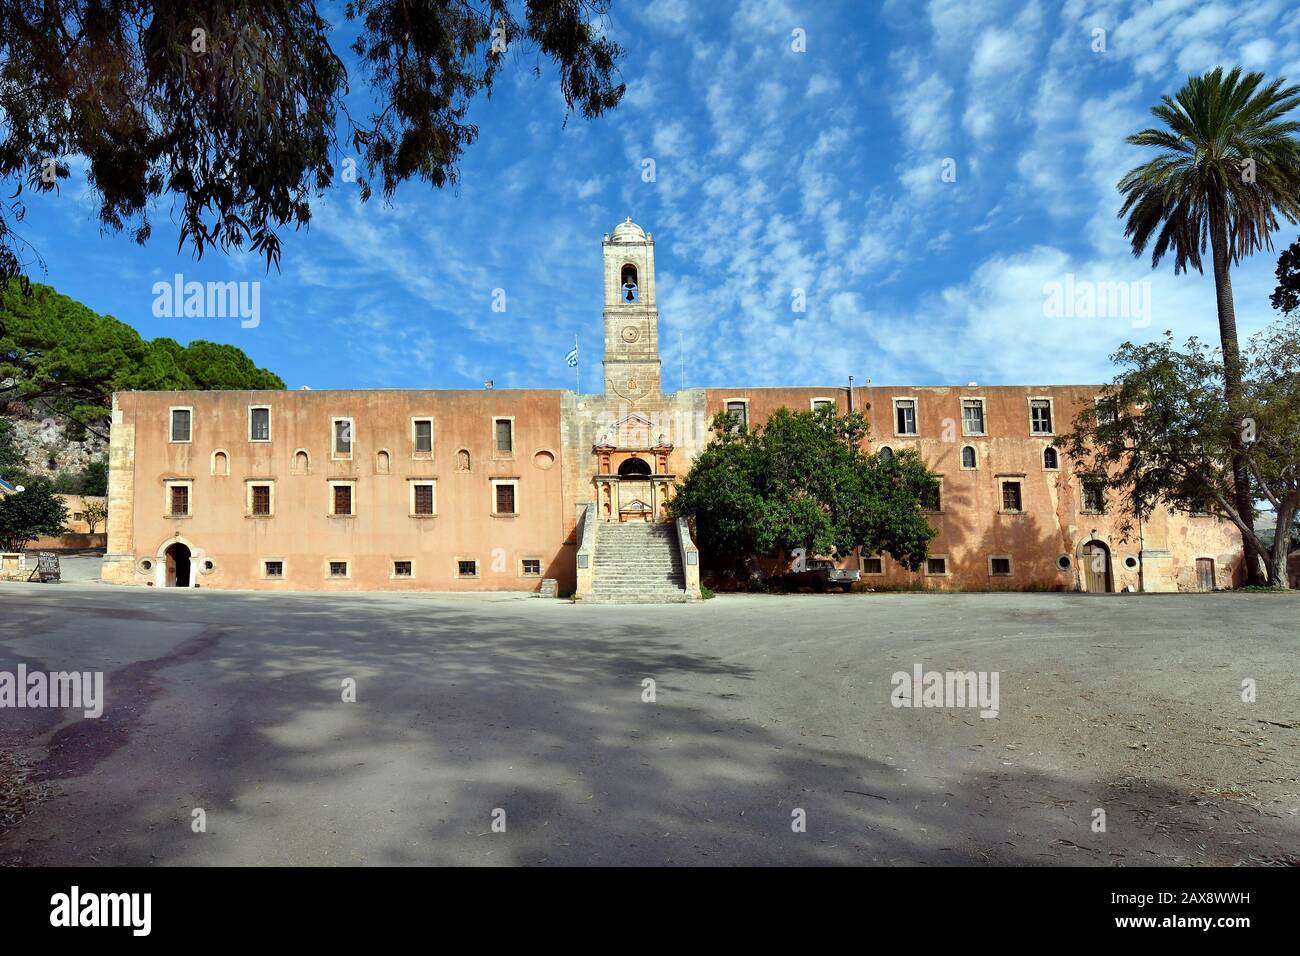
[[154, 534, 203, 589]]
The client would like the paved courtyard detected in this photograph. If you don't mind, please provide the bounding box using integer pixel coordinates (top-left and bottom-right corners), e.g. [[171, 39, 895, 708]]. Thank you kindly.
[[1, 584, 1297, 865]]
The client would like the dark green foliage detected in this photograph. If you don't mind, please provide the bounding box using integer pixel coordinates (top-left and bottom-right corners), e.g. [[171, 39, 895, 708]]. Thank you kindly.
[[669, 406, 938, 575], [0, 1, 624, 283], [0, 281, 284, 439], [0, 477, 68, 551]]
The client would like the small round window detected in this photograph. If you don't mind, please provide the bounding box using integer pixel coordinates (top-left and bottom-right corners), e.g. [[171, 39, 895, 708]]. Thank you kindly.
[[1056, 554, 1072, 571], [1123, 555, 1139, 570]]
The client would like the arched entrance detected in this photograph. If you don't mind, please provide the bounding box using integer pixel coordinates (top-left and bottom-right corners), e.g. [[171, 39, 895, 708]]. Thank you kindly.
[[618, 456, 651, 478], [164, 542, 192, 588], [1080, 540, 1113, 593]]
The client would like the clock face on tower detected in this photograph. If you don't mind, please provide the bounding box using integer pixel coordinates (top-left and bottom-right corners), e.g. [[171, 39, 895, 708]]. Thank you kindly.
[[621, 325, 640, 344]]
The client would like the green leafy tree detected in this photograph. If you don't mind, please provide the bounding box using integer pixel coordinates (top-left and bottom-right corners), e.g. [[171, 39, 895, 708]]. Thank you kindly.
[[81, 497, 108, 534], [669, 407, 938, 580], [1118, 67, 1300, 584], [0, 281, 285, 438], [0, 477, 68, 552], [1058, 322, 1300, 588], [1271, 235, 1300, 316], [0, 416, 24, 482], [0, 1, 624, 284]]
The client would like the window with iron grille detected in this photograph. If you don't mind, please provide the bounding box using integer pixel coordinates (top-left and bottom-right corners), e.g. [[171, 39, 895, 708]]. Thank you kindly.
[[926, 557, 947, 575], [1096, 398, 1118, 425], [895, 399, 917, 435], [414, 419, 433, 453], [457, 560, 477, 577], [1001, 480, 1023, 512], [329, 561, 348, 577], [961, 446, 976, 469], [812, 399, 834, 413], [521, 559, 542, 576], [961, 399, 984, 434], [250, 484, 271, 516], [171, 409, 191, 442], [393, 561, 413, 577], [495, 483, 516, 515], [862, 556, 883, 574], [169, 485, 189, 516], [990, 557, 1012, 576], [494, 419, 513, 454], [726, 401, 747, 430], [249, 406, 270, 441], [333, 485, 352, 516], [264, 560, 283, 577], [1030, 399, 1053, 434], [413, 483, 434, 515], [1082, 477, 1107, 513]]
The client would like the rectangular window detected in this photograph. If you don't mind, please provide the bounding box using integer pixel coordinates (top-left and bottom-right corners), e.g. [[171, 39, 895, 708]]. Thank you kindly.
[[169, 485, 189, 516], [726, 401, 748, 430], [494, 418, 513, 454], [990, 557, 1013, 576], [921, 480, 941, 512], [333, 484, 353, 516], [413, 483, 435, 516], [961, 399, 985, 435], [413, 418, 433, 454], [862, 556, 884, 575], [457, 559, 478, 578], [811, 398, 834, 412], [1030, 399, 1053, 434], [333, 419, 353, 456], [521, 559, 542, 576], [1082, 477, 1107, 513], [170, 408, 192, 443], [250, 484, 272, 516], [895, 399, 917, 435], [495, 483, 516, 515], [393, 560, 413, 578], [926, 557, 948, 576], [1096, 398, 1118, 426], [1001, 480, 1023, 512], [249, 406, 270, 442], [329, 561, 348, 578], [264, 560, 284, 578]]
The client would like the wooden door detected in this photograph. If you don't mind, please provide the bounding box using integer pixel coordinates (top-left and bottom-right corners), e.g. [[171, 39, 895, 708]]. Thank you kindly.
[[1195, 558, 1215, 592], [1082, 542, 1112, 593]]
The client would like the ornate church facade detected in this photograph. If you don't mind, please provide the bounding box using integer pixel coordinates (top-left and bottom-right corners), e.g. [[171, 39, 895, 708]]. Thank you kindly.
[[102, 219, 1242, 596]]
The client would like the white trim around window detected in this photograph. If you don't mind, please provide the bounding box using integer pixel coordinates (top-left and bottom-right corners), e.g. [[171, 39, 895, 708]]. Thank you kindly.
[[1028, 396, 1055, 436], [164, 479, 193, 517], [328, 479, 357, 517], [519, 556, 543, 578], [411, 416, 435, 458], [960, 396, 986, 436], [261, 557, 286, 580], [988, 554, 1014, 577], [408, 478, 438, 517], [925, 555, 950, 576], [391, 558, 416, 580], [247, 404, 272, 443], [490, 478, 520, 516], [809, 396, 836, 413], [892, 396, 919, 436], [325, 558, 351, 580], [331, 416, 355, 460], [245, 479, 275, 517], [168, 406, 193, 444]]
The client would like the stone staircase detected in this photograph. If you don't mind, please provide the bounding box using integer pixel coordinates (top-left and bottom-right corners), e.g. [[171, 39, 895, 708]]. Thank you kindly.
[[589, 521, 692, 603]]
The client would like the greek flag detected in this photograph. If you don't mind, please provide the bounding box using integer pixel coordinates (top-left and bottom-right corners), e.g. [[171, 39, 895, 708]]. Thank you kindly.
[[565, 346, 579, 367]]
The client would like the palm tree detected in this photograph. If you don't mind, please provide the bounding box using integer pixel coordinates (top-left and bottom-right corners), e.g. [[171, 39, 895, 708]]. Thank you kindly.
[[1119, 67, 1300, 584]]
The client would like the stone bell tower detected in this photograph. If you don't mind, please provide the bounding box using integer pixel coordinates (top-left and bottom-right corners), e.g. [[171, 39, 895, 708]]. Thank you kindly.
[[602, 217, 661, 403]]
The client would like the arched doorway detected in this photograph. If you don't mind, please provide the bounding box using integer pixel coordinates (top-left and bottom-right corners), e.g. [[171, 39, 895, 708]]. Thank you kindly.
[[164, 542, 192, 588], [1081, 540, 1113, 593], [618, 456, 651, 478]]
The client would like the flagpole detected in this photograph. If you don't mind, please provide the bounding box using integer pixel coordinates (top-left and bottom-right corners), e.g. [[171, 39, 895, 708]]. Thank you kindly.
[[574, 332, 580, 394]]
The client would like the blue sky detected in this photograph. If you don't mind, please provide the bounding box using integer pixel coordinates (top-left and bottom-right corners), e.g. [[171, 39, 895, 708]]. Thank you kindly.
[[17, 0, 1300, 390]]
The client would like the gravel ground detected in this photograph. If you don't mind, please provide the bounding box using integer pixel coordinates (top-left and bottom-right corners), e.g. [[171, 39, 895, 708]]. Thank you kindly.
[[0, 583, 1296, 866]]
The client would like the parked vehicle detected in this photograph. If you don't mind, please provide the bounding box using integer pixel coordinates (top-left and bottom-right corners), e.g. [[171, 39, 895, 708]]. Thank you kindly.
[[783, 557, 859, 592]]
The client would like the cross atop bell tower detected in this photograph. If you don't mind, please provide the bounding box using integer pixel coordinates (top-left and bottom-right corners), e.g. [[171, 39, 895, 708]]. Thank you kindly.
[[602, 217, 661, 402]]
